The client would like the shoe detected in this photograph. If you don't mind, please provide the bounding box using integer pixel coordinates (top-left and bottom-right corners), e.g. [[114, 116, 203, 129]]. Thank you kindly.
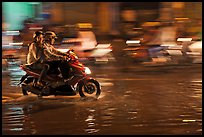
[[36, 81, 44, 87], [64, 78, 70, 82], [58, 74, 63, 78]]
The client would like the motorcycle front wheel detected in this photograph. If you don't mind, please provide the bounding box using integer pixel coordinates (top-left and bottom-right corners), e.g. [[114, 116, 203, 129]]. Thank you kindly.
[[78, 79, 101, 98]]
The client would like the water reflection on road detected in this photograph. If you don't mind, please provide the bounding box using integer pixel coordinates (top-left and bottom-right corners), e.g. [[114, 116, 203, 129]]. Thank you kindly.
[[2, 62, 202, 135]]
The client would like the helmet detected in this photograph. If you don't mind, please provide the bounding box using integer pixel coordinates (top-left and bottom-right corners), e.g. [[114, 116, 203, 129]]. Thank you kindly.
[[33, 30, 44, 39], [44, 31, 58, 41]]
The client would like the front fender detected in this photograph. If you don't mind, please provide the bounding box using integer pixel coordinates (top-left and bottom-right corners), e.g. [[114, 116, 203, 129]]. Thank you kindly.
[[77, 76, 92, 84]]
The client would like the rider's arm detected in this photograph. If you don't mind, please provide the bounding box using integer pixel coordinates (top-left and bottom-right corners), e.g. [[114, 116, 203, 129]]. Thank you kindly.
[[43, 46, 65, 61], [50, 46, 67, 56], [30, 44, 38, 59]]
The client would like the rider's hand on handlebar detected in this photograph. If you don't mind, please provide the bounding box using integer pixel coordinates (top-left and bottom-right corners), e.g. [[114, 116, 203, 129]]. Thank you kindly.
[[64, 56, 70, 61]]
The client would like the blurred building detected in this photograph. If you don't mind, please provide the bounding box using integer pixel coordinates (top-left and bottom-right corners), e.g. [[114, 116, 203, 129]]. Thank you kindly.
[[42, 2, 202, 37], [2, 2, 202, 36], [2, 2, 42, 30]]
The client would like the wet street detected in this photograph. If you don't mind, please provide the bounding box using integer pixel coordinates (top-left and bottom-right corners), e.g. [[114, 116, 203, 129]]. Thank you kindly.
[[2, 60, 202, 135]]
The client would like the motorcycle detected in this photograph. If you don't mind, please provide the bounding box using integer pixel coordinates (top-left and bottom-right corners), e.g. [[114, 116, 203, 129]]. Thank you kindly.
[[18, 49, 101, 98]]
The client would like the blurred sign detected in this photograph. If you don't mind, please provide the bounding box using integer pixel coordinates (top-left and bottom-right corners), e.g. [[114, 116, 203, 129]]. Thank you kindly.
[[77, 23, 93, 29], [121, 10, 136, 21], [172, 2, 184, 9], [41, 12, 51, 19]]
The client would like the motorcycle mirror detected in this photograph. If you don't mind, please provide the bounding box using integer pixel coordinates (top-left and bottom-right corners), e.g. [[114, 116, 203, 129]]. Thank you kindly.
[[67, 49, 74, 54]]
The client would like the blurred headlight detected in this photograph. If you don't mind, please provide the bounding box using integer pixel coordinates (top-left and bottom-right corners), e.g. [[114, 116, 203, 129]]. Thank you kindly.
[[84, 67, 91, 74]]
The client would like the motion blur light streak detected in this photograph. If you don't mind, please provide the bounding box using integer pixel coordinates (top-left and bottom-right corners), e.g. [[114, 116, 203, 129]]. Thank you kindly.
[[9, 43, 23, 46], [5, 31, 20, 35], [182, 119, 196, 122], [177, 38, 192, 42], [126, 40, 141, 44]]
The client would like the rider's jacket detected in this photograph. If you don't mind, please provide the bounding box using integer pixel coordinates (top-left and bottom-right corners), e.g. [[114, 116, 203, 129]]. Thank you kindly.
[[44, 42, 67, 58]]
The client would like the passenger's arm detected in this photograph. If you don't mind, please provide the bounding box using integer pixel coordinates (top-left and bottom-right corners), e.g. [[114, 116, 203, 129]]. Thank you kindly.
[[28, 44, 38, 60]]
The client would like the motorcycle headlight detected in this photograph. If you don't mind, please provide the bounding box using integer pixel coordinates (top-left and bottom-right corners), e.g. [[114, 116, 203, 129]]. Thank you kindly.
[[84, 67, 91, 74]]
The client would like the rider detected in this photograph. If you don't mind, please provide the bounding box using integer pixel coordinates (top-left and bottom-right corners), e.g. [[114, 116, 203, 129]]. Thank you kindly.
[[44, 31, 71, 79], [44, 31, 86, 87]]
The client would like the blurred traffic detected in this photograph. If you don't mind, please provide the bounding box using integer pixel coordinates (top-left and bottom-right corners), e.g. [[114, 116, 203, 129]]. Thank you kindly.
[[2, 2, 202, 76]]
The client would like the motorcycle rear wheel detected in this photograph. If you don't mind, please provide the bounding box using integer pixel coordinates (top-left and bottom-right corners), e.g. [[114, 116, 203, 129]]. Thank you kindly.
[[78, 79, 101, 98]]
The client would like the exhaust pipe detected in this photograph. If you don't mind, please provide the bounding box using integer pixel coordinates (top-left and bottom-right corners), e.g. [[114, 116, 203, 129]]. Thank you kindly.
[[22, 84, 41, 95]]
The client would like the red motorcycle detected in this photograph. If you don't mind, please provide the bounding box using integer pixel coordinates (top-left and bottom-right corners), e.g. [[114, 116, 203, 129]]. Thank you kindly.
[[18, 50, 101, 98]]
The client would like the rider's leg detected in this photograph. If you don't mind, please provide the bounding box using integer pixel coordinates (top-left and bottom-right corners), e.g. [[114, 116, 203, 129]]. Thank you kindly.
[[58, 61, 70, 79], [37, 63, 50, 86]]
